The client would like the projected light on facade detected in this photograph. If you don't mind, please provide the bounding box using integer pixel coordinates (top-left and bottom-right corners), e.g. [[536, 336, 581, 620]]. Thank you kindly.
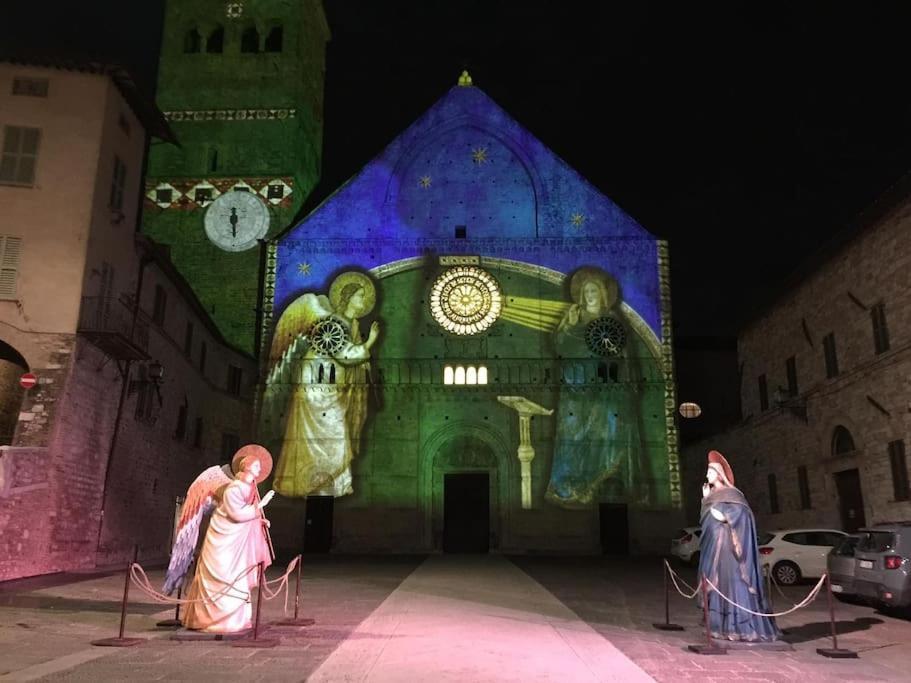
[[430, 266, 502, 335]]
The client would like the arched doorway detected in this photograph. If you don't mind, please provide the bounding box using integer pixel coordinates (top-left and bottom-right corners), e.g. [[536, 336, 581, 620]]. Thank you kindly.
[[430, 433, 500, 553], [0, 339, 28, 446], [830, 424, 866, 532]]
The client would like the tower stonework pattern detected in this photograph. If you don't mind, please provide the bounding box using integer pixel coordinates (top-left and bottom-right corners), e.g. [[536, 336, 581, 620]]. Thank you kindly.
[[143, 0, 329, 353]]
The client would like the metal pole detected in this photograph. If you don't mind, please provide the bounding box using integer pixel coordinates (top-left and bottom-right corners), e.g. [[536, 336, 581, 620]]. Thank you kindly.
[[92, 545, 145, 646], [293, 556, 302, 621], [652, 559, 684, 631], [816, 573, 857, 658], [252, 562, 265, 641], [687, 575, 725, 654]]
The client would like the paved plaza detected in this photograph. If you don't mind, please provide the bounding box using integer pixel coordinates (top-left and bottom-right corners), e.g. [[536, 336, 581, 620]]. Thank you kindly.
[[0, 555, 909, 682]]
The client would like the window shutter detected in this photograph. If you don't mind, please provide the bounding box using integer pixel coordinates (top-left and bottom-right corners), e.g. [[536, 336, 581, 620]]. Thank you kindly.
[[0, 236, 22, 298]]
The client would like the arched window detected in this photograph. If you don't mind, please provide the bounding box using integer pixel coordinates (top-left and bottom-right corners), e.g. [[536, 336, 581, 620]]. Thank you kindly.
[[206, 26, 224, 53], [207, 147, 218, 172], [183, 28, 202, 53], [832, 425, 856, 455], [443, 366, 454, 385], [454, 366, 466, 385], [265, 25, 283, 52], [241, 26, 260, 53], [466, 366, 477, 385], [477, 366, 488, 385]]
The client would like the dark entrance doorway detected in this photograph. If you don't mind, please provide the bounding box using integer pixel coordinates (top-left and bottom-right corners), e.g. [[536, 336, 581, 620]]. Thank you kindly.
[[834, 469, 866, 533], [443, 472, 489, 553], [599, 503, 629, 555], [303, 496, 334, 552]]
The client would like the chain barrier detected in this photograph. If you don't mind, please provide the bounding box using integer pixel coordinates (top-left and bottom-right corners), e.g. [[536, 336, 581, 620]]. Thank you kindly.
[[663, 559, 701, 599], [703, 573, 828, 618]]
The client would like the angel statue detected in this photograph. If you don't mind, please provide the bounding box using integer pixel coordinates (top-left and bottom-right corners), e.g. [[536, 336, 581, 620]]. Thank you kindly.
[[163, 444, 275, 633], [264, 271, 380, 497]]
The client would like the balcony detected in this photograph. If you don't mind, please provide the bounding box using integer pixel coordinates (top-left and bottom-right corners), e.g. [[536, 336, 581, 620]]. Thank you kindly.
[[77, 296, 150, 361]]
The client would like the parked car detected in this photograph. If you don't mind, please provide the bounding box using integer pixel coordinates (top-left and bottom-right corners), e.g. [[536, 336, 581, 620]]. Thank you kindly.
[[827, 534, 862, 599], [758, 528, 848, 585], [852, 522, 911, 609], [671, 527, 702, 564]]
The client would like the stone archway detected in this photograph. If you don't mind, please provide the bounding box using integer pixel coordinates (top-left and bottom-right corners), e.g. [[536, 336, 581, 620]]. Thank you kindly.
[[419, 423, 511, 551], [0, 339, 29, 446]]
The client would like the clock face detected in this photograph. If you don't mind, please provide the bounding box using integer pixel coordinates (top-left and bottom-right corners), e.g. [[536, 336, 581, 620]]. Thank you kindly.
[[203, 190, 270, 252]]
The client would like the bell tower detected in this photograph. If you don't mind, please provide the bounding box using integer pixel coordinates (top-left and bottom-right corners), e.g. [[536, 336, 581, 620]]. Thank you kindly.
[[142, 0, 329, 353]]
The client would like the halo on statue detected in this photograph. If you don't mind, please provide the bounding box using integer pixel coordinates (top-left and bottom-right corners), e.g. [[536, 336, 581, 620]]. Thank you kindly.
[[569, 266, 620, 309], [329, 271, 376, 317], [231, 444, 274, 483]]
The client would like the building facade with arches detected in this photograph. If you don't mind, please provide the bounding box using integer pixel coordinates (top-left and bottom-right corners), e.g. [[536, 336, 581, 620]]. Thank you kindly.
[[681, 178, 911, 533], [258, 75, 683, 555]]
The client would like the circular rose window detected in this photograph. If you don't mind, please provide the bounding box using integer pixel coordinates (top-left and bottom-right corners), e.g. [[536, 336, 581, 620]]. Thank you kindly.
[[430, 266, 502, 335]]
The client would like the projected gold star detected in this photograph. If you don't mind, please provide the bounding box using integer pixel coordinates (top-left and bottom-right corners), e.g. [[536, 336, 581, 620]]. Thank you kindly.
[[472, 147, 488, 164], [419, 175, 432, 188], [571, 213, 585, 229], [297, 262, 311, 276]]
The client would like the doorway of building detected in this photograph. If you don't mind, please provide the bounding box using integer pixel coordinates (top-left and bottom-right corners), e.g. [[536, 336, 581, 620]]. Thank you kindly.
[[834, 469, 866, 533], [443, 472, 489, 553], [599, 503, 629, 555], [303, 496, 334, 552]]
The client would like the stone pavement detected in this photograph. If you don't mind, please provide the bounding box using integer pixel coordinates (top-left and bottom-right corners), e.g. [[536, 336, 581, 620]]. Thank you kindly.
[[1, 554, 910, 682]]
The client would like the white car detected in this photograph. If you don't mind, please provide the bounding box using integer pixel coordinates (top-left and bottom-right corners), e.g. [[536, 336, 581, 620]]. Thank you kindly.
[[671, 526, 702, 565], [758, 528, 847, 585]]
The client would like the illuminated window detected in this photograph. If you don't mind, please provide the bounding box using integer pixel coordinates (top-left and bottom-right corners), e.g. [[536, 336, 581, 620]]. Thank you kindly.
[[477, 366, 488, 385], [443, 364, 488, 386], [466, 366, 477, 385], [454, 366, 466, 385], [444, 366, 454, 385]]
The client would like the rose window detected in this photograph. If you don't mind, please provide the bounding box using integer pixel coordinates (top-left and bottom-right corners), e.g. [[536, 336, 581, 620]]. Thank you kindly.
[[430, 266, 502, 335], [585, 316, 627, 357]]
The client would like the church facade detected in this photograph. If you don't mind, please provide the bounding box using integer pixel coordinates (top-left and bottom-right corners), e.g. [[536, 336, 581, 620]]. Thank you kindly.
[[259, 75, 683, 555]]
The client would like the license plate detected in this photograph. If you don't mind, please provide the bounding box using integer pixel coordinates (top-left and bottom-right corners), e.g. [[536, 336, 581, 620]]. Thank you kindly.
[[859, 560, 873, 569], [831, 584, 844, 593]]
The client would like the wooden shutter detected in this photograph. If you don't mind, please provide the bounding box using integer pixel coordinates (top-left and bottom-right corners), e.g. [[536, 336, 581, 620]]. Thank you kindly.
[[0, 236, 22, 298]]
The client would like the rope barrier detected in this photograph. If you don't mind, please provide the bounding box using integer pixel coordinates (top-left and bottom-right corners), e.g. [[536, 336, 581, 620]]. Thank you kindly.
[[703, 573, 828, 618], [663, 560, 701, 599]]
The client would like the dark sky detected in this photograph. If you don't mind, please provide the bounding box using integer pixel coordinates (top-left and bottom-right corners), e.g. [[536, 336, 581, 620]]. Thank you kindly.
[[6, 1, 911, 336]]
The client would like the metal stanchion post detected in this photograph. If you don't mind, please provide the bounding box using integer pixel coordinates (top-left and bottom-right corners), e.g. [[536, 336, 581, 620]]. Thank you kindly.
[[274, 555, 316, 627], [156, 586, 182, 629], [687, 575, 726, 655], [232, 562, 279, 648], [652, 559, 684, 631], [816, 573, 857, 658], [92, 545, 146, 647]]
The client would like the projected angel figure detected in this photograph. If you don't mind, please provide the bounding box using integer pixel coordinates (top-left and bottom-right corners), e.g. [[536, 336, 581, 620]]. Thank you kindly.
[[163, 444, 274, 633], [264, 271, 380, 497]]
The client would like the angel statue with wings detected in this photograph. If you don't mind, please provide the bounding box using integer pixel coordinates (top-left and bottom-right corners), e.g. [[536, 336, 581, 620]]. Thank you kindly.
[[263, 271, 380, 498], [163, 444, 275, 633]]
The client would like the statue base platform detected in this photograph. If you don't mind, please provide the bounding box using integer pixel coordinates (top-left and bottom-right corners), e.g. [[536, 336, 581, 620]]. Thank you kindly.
[[711, 638, 793, 652], [91, 637, 145, 648], [816, 647, 858, 659], [171, 628, 252, 642]]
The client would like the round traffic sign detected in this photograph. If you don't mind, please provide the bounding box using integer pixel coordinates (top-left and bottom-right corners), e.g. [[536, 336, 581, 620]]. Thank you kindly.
[[19, 373, 37, 390]]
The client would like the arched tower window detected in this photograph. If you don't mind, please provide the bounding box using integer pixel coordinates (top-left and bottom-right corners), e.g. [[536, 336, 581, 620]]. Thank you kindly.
[[265, 25, 283, 52], [241, 25, 260, 53], [832, 425, 856, 455], [208, 147, 219, 172], [183, 28, 202, 53], [206, 26, 224, 53]]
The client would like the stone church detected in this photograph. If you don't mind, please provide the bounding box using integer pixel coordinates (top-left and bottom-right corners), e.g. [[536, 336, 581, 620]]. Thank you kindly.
[[259, 73, 683, 555]]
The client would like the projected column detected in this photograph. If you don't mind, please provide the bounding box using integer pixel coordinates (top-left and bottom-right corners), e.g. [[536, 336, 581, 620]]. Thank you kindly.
[[497, 396, 554, 509]]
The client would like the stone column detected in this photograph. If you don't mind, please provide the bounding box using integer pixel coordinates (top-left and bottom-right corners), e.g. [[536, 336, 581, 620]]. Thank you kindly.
[[496, 396, 554, 509]]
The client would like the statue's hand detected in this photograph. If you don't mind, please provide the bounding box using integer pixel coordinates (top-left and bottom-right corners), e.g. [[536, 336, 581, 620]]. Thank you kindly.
[[710, 507, 725, 523], [258, 490, 275, 509], [567, 304, 580, 326], [702, 483, 711, 499]]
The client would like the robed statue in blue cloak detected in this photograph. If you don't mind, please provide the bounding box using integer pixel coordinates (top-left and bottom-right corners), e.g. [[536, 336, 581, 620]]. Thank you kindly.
[[697, 450, 782, 644]]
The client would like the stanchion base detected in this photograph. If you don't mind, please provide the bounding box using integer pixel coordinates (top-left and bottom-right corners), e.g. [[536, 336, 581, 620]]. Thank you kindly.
[[652, 623, 685, 631], [231, 637, 279, 649], [171, 628, 251, 641], [272, 617, 316, 627], [816, 647, 858, 659], [155, 619, 182, 629], [91, 637, 146, 647], [687, 643, 727, 655]]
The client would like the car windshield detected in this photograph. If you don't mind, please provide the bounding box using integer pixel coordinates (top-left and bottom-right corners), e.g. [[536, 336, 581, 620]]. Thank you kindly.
[[757, 532, 774, 545], [857, 531, 896, 553], [834, 537, 859, 557]]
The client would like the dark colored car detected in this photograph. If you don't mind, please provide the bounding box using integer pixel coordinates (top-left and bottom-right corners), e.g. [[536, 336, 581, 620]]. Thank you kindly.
[[853, 522, 911, 609], [827, 534, 861, 599]]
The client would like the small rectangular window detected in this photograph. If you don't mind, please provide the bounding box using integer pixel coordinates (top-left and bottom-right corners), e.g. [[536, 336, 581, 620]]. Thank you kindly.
[[109, 156, 127, 210], [183, 321, 194, 356], [1, 125, 41, 185], [823, 333, 839, 378], [227, 365, 242, 395], [199, 341, 207, 375], [758, 374, 769, 411], [193, 417, 204, 448], [798, 465, 811, 510], [768, 473, 780, 514], [266, 183, 284, 200], [155, 188, 173, 204], [0, 236, 23, 299], [152, 285, 167, 325], [194, 187, 213, 205], [175, 404, 188, 440], [889, 440, 909, 502], [12, 77, 49, 97], [786, 356, 798, 397], [871, 302, 890, 355], [454, 225, 467, 239]]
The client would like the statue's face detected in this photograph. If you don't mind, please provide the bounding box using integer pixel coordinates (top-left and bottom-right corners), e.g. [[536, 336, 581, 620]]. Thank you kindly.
[[348, 287, 366, 313], [247, 459, 262, 479], [706, 466, 719, 485], [582, 282, 601, 308]]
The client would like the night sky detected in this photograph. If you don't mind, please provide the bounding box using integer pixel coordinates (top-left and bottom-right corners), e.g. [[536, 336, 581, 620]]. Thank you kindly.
[[5, 1, 911, 337]]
